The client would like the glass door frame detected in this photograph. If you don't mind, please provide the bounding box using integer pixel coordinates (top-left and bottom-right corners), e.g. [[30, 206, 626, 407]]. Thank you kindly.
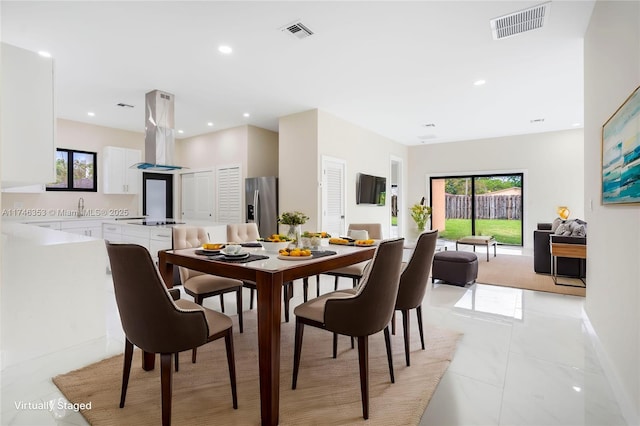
[[429, 172, 524, 246]]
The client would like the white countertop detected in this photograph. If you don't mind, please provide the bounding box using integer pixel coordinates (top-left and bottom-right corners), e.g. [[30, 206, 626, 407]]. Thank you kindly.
[[1, 222, 99, 245]]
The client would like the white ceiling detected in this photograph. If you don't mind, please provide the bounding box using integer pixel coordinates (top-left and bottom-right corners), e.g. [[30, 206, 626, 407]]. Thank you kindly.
[[1, 1, 595, 145]]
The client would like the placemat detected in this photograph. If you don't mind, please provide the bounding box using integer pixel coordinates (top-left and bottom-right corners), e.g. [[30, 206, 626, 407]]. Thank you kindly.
[[240, 242, 263, 248], [309, 250, 337, 258]]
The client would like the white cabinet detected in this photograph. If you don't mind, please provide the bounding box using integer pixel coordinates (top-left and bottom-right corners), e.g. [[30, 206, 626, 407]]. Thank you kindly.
[[102, 146, 142, 194], [149, 228, 172, 260], [1, 43, 55, 188], [102, 223, 123, 243], [60, 220, 103, 238], [28, 221, 61, 230], [1, 184, 46, 193]]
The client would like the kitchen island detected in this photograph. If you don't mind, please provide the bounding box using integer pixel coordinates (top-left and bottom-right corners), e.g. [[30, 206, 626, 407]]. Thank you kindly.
[[1, 222, 107, 368]]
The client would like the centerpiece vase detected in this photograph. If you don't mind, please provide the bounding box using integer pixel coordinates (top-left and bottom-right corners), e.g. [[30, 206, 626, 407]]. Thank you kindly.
[[287, 225, 302, 248]]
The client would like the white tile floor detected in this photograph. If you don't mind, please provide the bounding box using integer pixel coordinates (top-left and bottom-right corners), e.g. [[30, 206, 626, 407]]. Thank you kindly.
[[1, 259, 627, 425]]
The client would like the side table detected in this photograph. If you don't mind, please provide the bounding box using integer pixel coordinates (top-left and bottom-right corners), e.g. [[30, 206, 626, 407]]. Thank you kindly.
[[550, 242, 587, 287], [456, 236, 497, 262]]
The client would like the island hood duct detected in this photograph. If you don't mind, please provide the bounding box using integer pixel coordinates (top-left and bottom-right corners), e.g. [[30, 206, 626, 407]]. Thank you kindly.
[[131, 89, 184, 171]]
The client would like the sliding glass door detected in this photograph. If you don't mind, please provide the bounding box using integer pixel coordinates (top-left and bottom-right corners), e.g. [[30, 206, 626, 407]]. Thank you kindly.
[[430, 173, 523, 246]]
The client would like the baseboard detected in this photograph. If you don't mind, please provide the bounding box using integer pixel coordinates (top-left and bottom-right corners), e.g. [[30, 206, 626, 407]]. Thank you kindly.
[[582, 308, 639, 426]]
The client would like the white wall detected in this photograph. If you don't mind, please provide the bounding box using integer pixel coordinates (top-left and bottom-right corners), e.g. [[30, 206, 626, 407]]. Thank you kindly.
[[407, 129, 585, 249], [584, 1, 640, 424], [176, 125, 248, 171], [278, 109, 409, 237], [1, 119, 144, 216], [247, 126, 278, 178]]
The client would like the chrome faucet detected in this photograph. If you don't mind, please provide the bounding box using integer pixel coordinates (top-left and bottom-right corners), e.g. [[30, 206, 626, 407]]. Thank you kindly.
[[77, 197, 85, 217]]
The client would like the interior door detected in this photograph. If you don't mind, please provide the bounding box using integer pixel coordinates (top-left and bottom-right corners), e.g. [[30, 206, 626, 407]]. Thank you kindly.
[[216, 165, 242, 224], [181, 171, 215, 220], [322, 157, 346, 236]]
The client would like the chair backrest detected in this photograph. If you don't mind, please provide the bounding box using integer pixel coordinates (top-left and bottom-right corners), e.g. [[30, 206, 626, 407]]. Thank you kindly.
[[227, 222, 260, 243], [395, 230, 438, 310], [348, 223, 383, 240], [172, 225, 208, 282], [324, 238, 404, 336], [105, 242, 209, 353]]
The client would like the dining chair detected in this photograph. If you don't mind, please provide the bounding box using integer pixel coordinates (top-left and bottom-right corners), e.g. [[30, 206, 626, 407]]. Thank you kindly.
[[172, 226, 244, 333], [105, 242, 238, 426], [226, 223, 296, 321], [303, 223, 383, 300], [392, 230, 438, 366], [292, 238, 404, 420]]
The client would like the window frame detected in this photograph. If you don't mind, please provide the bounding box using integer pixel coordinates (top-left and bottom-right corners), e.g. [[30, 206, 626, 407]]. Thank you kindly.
[[46, 148, 98, 192]]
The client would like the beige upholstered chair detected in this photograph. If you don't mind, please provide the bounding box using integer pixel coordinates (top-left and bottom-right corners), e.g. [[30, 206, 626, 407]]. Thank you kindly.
[[393, 230, 438, 366], [172, 226, 244, 340], [304, 223, 383, 300], [225, 223, 296, 321], [106, 242, 238, 426], [292, 238, 404, 420]]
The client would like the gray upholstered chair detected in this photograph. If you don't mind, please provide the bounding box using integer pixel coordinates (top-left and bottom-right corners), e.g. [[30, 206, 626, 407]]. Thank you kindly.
[[225, 223, 296, 321], [304, 223, 383, 300], [292, 238, 404, 420], [105, 242, 237, 426], [392, 230, 438, 366], [172, 226, 244, 334]]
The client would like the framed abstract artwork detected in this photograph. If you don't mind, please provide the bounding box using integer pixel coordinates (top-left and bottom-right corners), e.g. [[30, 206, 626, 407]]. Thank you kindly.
[[602, 85, 640, 205]]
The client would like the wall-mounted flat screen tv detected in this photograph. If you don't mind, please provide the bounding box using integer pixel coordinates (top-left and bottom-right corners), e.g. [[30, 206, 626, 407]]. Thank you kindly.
[[356, 173, 386, 205]]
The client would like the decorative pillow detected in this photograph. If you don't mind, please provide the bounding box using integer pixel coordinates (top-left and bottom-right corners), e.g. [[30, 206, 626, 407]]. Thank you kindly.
[[554, 223, 571, 236], [569, 220, 586, 237], [551, 217, 564, 232]]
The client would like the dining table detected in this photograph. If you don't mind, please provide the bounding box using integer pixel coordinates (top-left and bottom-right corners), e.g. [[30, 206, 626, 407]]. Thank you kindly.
[[154, 242, 377, 425]]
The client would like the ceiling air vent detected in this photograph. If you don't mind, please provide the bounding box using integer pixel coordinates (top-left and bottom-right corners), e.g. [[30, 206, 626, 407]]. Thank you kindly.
[[490, 2, 551, 40], [281, 20, 314, 40]]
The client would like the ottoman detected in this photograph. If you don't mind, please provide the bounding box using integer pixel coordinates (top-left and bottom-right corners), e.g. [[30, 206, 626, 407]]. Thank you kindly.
[[432, 251, 478, 286]]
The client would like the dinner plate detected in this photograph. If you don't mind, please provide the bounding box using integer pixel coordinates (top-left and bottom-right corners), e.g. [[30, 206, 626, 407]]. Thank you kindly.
[[200, 249, 221, 254], [354, 242, 375, 247], [222, 252, 250, 260], [277, 254, 313, 261]]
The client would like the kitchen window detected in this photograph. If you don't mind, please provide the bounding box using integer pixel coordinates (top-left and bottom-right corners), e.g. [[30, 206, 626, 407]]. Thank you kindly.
[[46, 148, 97, 192]]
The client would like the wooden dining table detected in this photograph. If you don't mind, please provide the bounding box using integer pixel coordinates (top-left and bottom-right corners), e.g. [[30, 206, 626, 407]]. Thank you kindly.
[[155, 243, 377, 425]]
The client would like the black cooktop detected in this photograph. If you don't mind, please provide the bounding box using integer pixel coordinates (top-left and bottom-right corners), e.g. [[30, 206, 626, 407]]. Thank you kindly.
[[133, 220, 185, 226]]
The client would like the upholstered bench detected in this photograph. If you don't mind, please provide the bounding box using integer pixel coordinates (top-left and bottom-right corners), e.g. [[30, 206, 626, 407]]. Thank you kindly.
[[431, 251, 478, 286]]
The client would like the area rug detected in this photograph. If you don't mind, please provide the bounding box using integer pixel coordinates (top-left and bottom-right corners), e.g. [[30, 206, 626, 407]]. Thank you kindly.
[[475, 254, 586, 296], [53, 315, 461, 425]]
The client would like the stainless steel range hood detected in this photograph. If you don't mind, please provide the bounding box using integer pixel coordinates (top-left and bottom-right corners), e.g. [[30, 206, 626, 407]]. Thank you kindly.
[[131, 89, 184, 171]]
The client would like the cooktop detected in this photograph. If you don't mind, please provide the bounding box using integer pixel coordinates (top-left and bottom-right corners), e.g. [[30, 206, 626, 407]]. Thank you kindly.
[[131, 220, 185, 226]]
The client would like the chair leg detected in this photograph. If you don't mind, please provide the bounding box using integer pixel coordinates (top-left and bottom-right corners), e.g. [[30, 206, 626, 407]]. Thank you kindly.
[[334, 276, 339, 291], [175, 352, 179, 372], [352, 277, 358, 288], [332, 333, 338, 358], [220, 294, 225, 313], [303, 277, 309, 302], [160, 353, 173, 426], [224, 330, 238, 409], [391, 311, 396, 335], [383, 326, 395, 383], [357, 335, 369, 420], [250, 288, 255, 310], [416, 305, 425, 350], [236, 288, 244, 333], [292, 320, 305, 389], [316, 275, 321, 297], [284, 282, 293, 323], [402, 309, 411, 366], [119, 338, 134, 408]]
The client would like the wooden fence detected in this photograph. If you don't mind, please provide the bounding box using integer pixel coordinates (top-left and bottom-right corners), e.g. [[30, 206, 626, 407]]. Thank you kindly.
[[445, 194, 521, 220]]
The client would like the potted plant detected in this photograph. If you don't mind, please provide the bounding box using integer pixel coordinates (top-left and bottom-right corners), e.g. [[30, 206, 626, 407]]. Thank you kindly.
[[278, 211, 309, 246], [410, 198, 432, 232]]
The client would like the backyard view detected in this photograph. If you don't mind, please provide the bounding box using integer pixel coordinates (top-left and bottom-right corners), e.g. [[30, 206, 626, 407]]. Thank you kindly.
[[431, 174, 523, 246]]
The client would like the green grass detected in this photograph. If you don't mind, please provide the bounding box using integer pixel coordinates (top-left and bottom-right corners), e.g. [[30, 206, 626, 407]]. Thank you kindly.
[[438, 219, 522, 245]]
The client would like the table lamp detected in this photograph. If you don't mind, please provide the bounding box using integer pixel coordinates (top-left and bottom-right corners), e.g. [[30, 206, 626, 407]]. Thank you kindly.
[[557, 206, 570, 220]]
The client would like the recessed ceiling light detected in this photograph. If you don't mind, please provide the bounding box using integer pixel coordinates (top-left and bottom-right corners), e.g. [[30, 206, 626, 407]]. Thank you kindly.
[[218, 45, 233, 54], [38, 51, 52, 58], [178, 129, 184, 134], [87, 112, 95, 117], [572, 122, 581, 127], [207, 122, 214, 127], [243, 113, 250, 118], [473, 79, 486, 86]]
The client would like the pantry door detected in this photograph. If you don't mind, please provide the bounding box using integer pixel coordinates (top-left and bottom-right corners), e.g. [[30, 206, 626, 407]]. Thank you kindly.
[[321, 156, 346, 237]]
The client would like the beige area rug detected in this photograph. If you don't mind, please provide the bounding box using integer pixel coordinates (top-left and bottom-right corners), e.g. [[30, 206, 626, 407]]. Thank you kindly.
[[53, 315, 461, 425], [475, 254, 586, 297]]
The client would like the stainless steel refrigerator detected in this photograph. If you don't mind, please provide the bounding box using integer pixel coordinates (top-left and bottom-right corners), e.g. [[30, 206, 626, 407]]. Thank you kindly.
[[245, 176, 278, 237]]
